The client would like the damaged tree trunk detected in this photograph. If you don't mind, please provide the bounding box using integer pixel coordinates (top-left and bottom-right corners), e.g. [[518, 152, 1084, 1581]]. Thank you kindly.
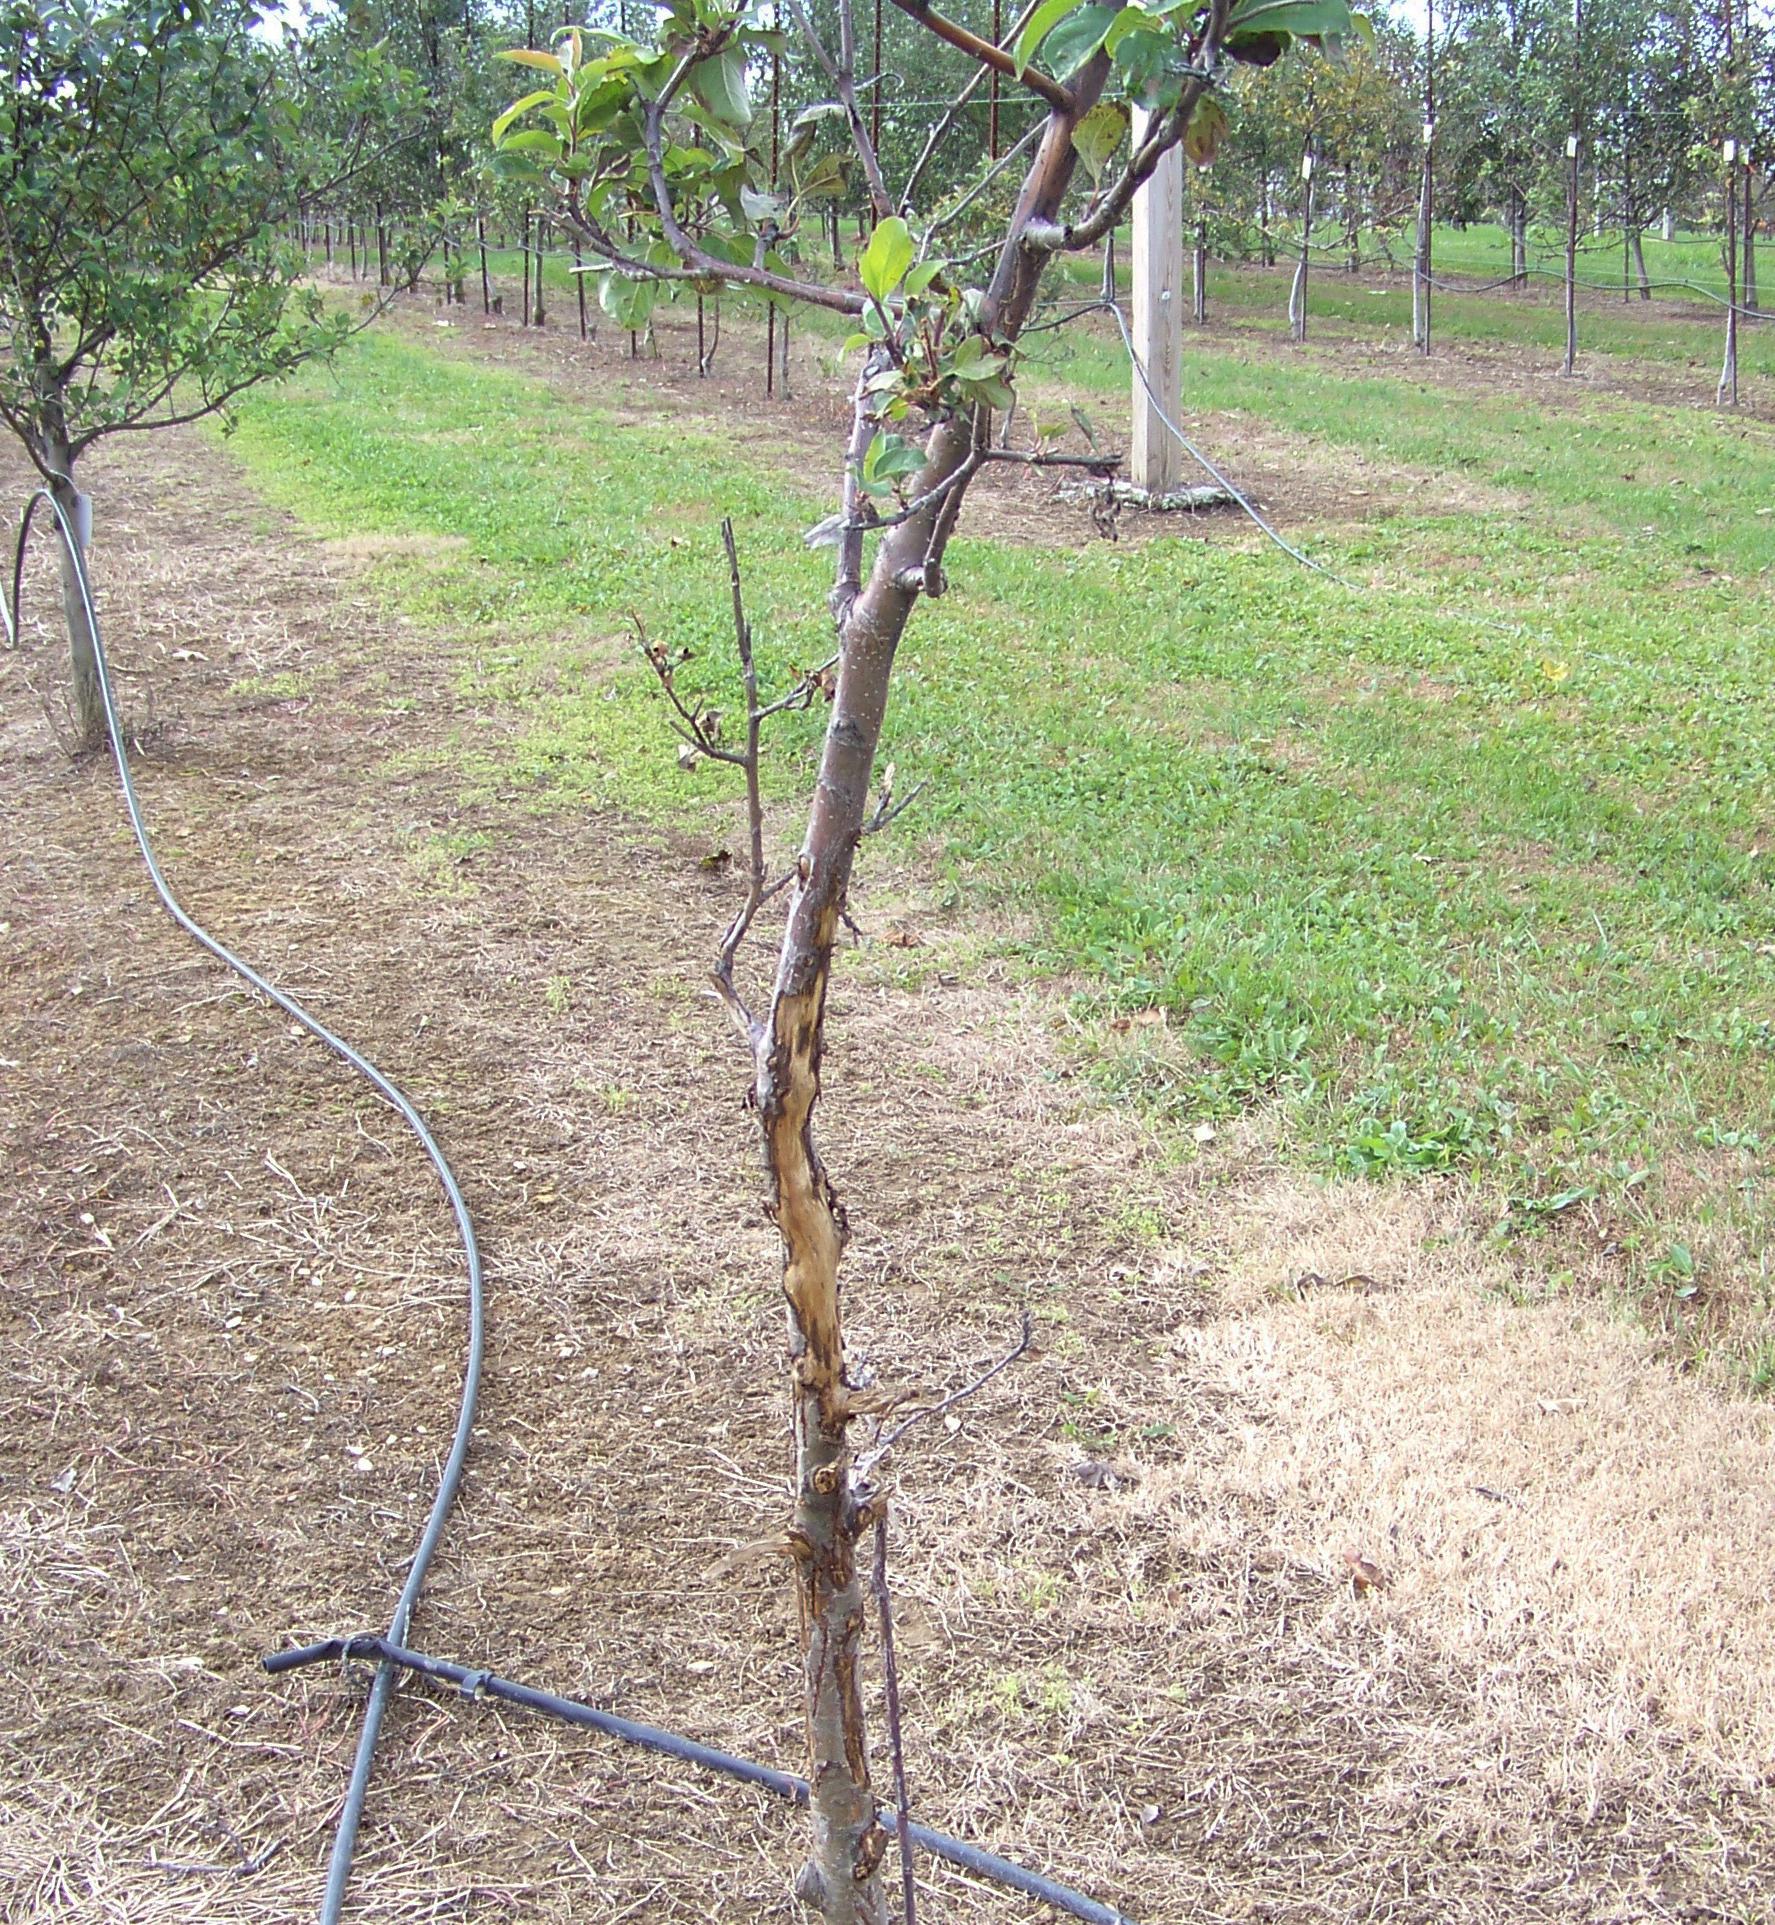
[[748, 81, 1099, 1921]]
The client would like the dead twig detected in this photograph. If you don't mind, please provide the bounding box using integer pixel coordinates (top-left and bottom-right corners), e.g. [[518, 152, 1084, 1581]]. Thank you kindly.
[[635, 527, 837, 1044], [856, 1310, 1033, 1479]]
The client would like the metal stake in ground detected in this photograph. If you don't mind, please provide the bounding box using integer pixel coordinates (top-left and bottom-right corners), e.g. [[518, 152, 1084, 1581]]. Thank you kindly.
[[1562, 131, 1580, 376], [1720, 137, 1740, 408], [1413, 0, 1434, 355], [767, 47, 781, 399]]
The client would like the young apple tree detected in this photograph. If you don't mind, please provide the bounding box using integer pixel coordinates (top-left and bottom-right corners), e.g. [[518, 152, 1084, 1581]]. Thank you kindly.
[[0, 0, 417, 747], [495, 2, 1352, 1917]]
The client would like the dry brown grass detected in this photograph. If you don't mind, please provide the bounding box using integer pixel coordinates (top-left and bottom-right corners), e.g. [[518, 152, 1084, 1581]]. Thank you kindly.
[[3, 426, 1774, 1925]]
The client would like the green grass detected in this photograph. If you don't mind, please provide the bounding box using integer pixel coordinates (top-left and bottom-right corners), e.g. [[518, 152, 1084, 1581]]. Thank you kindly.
[[1048, 229, 1775, 381], [228, 314, 1775, 1365]]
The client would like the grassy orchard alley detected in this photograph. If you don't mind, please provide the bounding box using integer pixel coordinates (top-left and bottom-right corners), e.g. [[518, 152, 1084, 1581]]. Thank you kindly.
[[226, 312, 1775, 1378]]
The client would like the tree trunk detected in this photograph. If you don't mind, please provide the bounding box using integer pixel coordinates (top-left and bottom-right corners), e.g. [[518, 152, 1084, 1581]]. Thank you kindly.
[[1662, 204, 1675, 244], [376, 206, 390, 288], [1743, 167, 1758, 312], [1289, 169, 1313, 341], [478, 214, 492, 314], [750, 75, 1104, 1919], [1412, 150, 1432, 352], [1344, 166, 1359, 272], [533, 217, 548, 328], [39, 427, 103, 751], [1629, 226, 1651, 300], [1193, 216, 1207, 323], [1509, 189, 1527, 283]]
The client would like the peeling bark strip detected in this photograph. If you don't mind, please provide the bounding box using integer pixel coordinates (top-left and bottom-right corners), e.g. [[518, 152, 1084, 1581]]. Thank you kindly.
[[751, 64, 1109, 1921]]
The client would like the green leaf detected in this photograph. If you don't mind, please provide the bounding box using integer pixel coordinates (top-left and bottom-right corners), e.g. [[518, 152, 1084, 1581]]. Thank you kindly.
[[1223, 0, 1351, 34], [790, 100, 848, 136], [1112, 24, 1184, 104], [690, 47, 752, 127], [498, 128, 565, 157], [903, 260, 945, 297], [1040, 4, 1120, 77], [861, 430, 926, 492], [1073, 101, 1128, 182], [859, 216, 914, 304], [1014, 0, 1087, 76], [600, 273, 658, 329], [739, 185, 789, 226], [497, 47, 567, 74], [493, 87, 560, 145], [795, 151, 849, 200]]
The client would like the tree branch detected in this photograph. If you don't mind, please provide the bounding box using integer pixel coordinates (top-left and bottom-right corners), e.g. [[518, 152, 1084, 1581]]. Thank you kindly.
[[788, 0, 894, 222], [887, 0, 1074, 112], [900, 0, 1046, 213]]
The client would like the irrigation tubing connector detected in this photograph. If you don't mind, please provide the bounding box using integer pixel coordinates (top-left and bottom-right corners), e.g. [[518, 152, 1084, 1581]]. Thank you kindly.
[[5, 487, 485, 1925], [264, 1633, 1141, 1925], [9, 489, 1144, 1925]]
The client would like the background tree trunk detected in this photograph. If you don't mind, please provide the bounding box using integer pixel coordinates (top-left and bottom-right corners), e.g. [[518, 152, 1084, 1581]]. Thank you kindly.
[[1289, 166, 1313, 341], [1743, 167, 1758, 312], [41, 427, 103, 749], [1629, 227, 1651, 299]]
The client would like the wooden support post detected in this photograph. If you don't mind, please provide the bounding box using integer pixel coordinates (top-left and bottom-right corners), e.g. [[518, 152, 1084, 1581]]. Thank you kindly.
[[1130, 109, 1185, 494]]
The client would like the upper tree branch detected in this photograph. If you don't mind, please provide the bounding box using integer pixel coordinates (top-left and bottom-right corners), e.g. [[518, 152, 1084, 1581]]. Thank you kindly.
[[900, 0, 1045, 212], [788, 0, 894, 222], [887, 0, 1074, 111]]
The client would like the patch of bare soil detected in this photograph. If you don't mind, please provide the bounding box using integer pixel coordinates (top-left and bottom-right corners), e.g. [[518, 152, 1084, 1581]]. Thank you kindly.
[[5, 430, 1775, 1925]]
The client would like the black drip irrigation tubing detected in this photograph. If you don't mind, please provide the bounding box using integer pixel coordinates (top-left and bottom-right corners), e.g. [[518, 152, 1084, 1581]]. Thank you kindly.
[[6, 486, 1142, 1925], [266, 1634, 1141, 1925]]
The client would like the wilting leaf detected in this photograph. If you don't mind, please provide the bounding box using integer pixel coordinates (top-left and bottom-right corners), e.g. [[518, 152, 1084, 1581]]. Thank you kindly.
[[1183, 97, 1229, 166], [1073, 101, 1129, 182]]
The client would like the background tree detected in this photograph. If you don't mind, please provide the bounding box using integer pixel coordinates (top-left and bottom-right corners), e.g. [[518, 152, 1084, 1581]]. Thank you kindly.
[[494, 0, 1351, 1917], [0, 0, 420, 748]]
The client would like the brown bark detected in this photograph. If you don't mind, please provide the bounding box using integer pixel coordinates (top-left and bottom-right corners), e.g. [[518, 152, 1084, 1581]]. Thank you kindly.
[[1743, 167, 1758, 312], [33, 385, 103, 750], [753, 63, 1106, 1919]]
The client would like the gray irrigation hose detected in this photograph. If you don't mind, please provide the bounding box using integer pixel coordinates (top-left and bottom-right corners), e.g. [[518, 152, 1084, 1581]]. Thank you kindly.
[[10, 487, 1145, 1925], [3, 487, 487, 1925]]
